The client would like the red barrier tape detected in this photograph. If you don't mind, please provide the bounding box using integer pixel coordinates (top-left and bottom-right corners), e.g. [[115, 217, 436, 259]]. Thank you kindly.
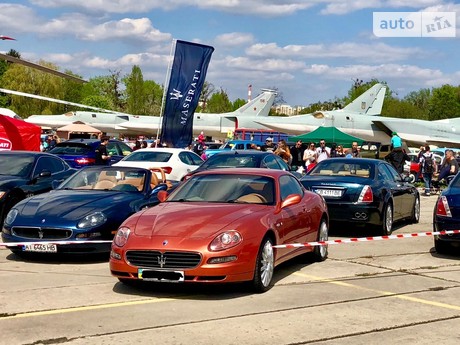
[[1, 230, 459, 249], [273, 230, 460, 249]]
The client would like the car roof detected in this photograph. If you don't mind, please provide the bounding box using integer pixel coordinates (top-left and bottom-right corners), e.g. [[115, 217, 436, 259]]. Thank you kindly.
[[210, 150, 270, 156], [320, 157, 382, 165], [132, 148, 189, 153], [193, 167, 289, 178], [0, 150, 55, 157]]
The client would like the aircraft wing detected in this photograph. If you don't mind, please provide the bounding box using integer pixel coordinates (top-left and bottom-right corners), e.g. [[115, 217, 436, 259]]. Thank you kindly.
[[372, 119, 460, 147]]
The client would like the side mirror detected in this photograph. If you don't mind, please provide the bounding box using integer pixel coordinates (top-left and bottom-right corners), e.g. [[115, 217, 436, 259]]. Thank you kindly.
[[38, 170, 52, 178], [279, 194, 301, 210], [157, 190, 168, 203]]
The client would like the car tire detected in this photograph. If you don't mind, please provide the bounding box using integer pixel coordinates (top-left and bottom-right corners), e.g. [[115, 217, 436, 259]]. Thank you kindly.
[[410, 197, 420, 224], [382, 203, 393, 236], [434, 238, 451, 255], [252, 236, 274, 293], [312, 219, 328, 262]]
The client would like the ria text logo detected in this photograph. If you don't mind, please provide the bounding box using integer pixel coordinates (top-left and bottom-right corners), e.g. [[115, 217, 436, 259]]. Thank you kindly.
[[373, 12, 456, 37]]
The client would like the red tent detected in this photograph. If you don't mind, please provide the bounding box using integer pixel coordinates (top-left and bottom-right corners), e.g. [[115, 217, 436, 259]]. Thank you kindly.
[[0, 114, 41, 151]]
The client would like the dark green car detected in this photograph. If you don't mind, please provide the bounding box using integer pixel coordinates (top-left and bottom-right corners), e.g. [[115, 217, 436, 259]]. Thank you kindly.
[[300, 158, 420, 235]]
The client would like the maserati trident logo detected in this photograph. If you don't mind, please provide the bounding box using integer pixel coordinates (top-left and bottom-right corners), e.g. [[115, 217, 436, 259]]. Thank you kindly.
[[169, 88, 183, 100], [38, 229, 44, 239], [158, 254, 167, 268], [162, 240, 168, 246]]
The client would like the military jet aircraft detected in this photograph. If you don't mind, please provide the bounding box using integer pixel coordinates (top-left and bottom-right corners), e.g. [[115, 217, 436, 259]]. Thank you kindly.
[[255, 86, 460, 147], [20, 88, 277, 139]]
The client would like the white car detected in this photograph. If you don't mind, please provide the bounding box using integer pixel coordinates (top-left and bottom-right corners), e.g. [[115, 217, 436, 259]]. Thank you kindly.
[[113, 148, 203, 182]]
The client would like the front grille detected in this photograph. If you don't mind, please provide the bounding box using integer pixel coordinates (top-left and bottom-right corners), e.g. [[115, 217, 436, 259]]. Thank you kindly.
[[126, 250, 202, 269], [12, 227, 73, 240]]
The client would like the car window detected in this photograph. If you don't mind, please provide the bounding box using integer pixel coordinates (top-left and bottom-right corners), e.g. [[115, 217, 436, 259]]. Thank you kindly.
[[179, 152, 194, 165], [49, 143, 92, 155], [273, 155, 290, 171], [279, 175, 304, 201], [107, 142, 121, 156], [118, 142, 133, 156], [123, 151, 172, 162], [262, 155, 282, 169], [186, 152, 204, 165], [34, 156, 65, 175], [0, 155, 34, 177], [235, 143, 245, 149], [378, 164, 393, 181], [382, 163, 402, 182]]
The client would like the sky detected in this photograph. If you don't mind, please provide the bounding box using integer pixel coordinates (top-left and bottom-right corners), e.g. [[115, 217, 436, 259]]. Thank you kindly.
[[0, 1, 459, 108]]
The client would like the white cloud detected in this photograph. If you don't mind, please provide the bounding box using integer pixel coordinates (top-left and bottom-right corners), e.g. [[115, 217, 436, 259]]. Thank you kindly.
[[214, 32, 255, 47], [246, 42, 425, 63]]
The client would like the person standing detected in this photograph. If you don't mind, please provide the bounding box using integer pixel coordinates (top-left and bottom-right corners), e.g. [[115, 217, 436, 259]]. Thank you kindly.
[[274, 140, 292, 165], [261, 137, 276, 152], [351, 141, 361, 158], [419, 145, 436, 196], [303, 142, 317, 171], [391, 132, 402, 151], [316, 139, 331, 163], [95, 136, 111, 165], [289, 140, 305, 167]]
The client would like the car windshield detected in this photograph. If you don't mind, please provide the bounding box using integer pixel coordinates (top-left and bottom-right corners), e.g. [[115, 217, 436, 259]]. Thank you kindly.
[[0, 155, 34, 177], [168, 174, 275, 204], [123, 151, 172, 162], [59, 167, 147, 192], [309, 161, 374, 178], [49, 143, 92, 155], [201, 155, 259, 169]]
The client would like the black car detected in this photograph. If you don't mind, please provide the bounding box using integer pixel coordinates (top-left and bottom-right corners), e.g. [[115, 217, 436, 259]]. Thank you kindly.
[[433, 173, 460, 254], [0, 151, 76, 227], [182, 150, 299, 180], [48, 138, 132, 169], [300, 158, 420, 235]]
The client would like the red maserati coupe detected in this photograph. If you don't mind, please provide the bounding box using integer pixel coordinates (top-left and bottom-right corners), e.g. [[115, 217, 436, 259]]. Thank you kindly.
[[110, 168, 329, 292]]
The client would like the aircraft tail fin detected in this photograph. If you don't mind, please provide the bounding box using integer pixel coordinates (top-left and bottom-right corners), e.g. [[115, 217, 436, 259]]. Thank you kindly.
[[233, 89, 277, 117], [343, 83, 387, 115]]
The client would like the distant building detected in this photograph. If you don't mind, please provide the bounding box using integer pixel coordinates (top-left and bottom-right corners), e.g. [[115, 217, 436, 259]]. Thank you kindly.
[[273, 104, 305, 116]]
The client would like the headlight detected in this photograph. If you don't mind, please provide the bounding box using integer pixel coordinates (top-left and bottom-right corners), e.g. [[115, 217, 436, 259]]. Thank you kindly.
[[4, 208, 18, 225], [0, 191, 6, 200], [77, 212, 107, 229], [209, 230, 242, 251], [113, 226, 131, 247]]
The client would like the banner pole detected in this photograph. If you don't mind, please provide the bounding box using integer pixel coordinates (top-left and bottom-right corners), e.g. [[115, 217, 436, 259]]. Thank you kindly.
[[156, 39, 176, 144]]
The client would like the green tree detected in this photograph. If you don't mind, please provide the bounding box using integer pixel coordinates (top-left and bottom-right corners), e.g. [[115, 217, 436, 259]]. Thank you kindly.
[[124, 65, 145, 115], [198, 81, 215, 112], [206, 88, 232, 113], [232, 98, 246, 111], [143, 80, 163, 116], [403, 88, 431, 119], [0, 61, 68, 116], [428, 84, 460, 120]]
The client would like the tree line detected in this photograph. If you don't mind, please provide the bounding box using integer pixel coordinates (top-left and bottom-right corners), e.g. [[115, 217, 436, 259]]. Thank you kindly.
[[1, 50, 459, 121]]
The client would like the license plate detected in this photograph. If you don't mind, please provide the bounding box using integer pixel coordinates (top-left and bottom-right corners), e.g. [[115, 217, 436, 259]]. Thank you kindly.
[[23, 243, 57, 253], [138, 268, 184, 282], [314, 189, 343, 197]]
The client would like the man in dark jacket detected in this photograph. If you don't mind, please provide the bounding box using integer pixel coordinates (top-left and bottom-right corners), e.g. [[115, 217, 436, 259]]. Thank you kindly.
[[95, 136, 111, 165], [385, 149, 410, 175]]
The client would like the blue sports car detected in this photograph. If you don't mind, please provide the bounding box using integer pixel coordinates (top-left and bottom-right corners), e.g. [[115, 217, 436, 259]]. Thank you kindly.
[[2, 166, 169, 255], [433, 173, 460, 254], [300, 158, 420, 235]]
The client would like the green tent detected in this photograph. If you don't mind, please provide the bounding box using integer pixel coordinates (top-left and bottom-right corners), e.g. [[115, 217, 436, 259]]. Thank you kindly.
[[288, 126, 365, 147]]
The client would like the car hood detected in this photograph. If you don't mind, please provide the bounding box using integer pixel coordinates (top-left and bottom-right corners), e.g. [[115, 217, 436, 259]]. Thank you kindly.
[[132, 202, 266, 239], [13, 190, 140, 222]]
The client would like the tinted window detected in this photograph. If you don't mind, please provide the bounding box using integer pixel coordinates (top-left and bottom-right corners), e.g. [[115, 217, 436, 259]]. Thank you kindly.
[[382, 163, 401, 182], [49, 143, 92, 155], [378, 164, 393, 181], [179, 152, 194, 165], [273, 155, 290, 171], [34, 156, 65, 175], [202, 154, 259, 168], [124, 151, 172, 162], [0, 155, 34, 177], [118, 142, 133, 156], [279, 175, 304, 200], [186, 152, 204, 165], [263, 155, 282, 169]]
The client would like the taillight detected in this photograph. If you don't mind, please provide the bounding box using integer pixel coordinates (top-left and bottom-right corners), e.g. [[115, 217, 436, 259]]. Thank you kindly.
[[358, 185, 373, 203], [161, 166, 173, 174], [75, 158, 95, 165], [436, 196, 452, 217]]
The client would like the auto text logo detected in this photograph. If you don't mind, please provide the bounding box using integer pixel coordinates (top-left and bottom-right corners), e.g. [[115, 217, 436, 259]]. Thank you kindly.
[[373, 12, 456, 37]]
